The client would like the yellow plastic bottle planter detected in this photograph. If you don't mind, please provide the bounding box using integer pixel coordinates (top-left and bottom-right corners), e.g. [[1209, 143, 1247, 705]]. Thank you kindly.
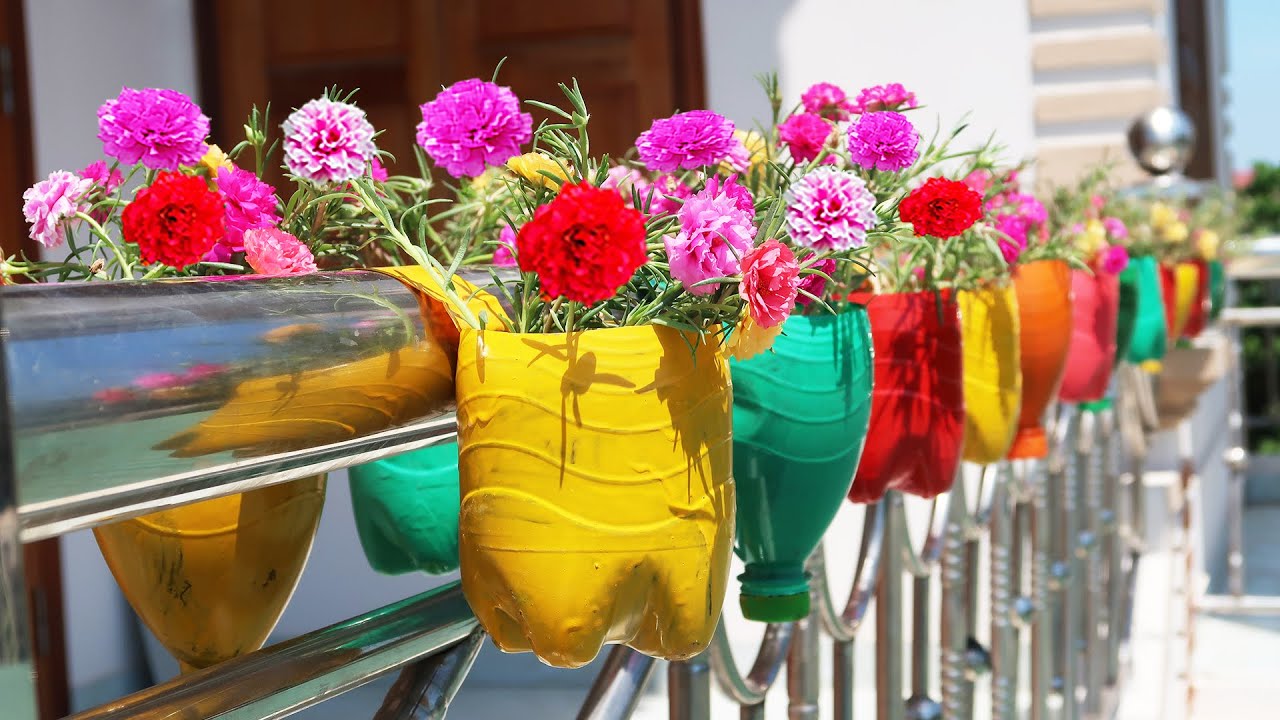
[[94, 475, 326, 672], [1170, 261, 1202, 341], [958, 286, 1023, 464], [455, 325, 735, 668]]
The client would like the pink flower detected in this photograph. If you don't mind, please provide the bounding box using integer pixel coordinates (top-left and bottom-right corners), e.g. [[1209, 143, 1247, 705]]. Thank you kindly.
[[785, 168, 878, 250], [282, 98, 377, 184], [801, 82, 853, 121], [243, 228, 317, 275], [847, 111, 919, 172], [133, 372, 184, 391], [664, 180, 758, 295], [648, 174, 693, 216], [778, 113, 835, 164], [181, 363, 227, 382], [370, 156, 389, 182], [80, 161, 123, 223], [635, 110, 738, 172], [1101, 244, 1130, 274], [416, 79, 532, 178], [97, 88, 210, 170], [216, 166, 281, 252], [1090, 194, 1107, 211], [23, 171, 91, 248], [796, 255, 836, 306], [851, 83, 917, 114], [995, 230, 1026, 264], [741, 239, 800, 327], [493, 225, 517, 266], [712, 174, 756, 215], [724, 136, 752, 172], [962, 169, 993, 197], [1103, 216, 1128, 240]]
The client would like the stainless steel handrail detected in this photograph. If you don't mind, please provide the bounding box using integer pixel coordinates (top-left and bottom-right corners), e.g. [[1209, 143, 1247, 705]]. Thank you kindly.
[[67, 582, 477, 719]]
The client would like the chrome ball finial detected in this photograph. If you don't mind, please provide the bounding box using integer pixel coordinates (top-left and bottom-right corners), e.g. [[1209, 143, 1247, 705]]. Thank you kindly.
[[1127, 107, 1196, 177]]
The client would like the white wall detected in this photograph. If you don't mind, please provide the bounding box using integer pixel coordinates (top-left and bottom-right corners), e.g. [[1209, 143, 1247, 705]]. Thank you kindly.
[[22, 0, 200, 708], [702, 0, 1038, 166]]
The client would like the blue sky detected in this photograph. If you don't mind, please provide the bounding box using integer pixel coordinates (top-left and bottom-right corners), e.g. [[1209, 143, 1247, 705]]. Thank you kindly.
[[1226, 0, 1280, 167]]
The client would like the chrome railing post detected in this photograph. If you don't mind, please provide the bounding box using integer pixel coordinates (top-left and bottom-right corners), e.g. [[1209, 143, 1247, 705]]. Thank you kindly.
[[878, 490, 907, 720], [1060, 407, 1086, 720], [815, 503, 883, 720], [668, 655, 712, 720], [374, 629, 485, 720], [990, 464, 1019, 720], [940, 479, 974, 720], [1081, 408, 1107, 717], [576, 646, 657, 720], [787, 611, 821, 720], [1103, 409, 1125, 687]]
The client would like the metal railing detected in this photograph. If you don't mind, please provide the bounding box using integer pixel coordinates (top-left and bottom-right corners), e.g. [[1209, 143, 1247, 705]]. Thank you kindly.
[[0, 270, 1171, 720]]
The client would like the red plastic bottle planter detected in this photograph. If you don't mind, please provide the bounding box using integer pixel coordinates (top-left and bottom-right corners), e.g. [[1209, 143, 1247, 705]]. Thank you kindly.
[[848, 290, 965, 503], [1059, 268, 1119, 404], [1007, 260, 1074, 460]]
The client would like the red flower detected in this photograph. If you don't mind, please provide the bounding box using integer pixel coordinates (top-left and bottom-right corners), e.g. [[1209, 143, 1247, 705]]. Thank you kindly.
[[899, 177, 983, 239], [123, 172, 225, 269], [741, 239, 800, 327], [516, 181, 648, 304]]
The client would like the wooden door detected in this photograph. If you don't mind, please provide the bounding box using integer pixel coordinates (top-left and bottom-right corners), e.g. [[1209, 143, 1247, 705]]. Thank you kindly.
[[0, 0, 37, 260], [195, 0, 705, 180]]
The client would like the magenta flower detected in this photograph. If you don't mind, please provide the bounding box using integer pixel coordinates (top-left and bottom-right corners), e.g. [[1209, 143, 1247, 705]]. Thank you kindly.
[[801, 82, 853, 121], [370, 156, 389, 182], [23, 171, 91, 249], [493, 225, 517, 266], [244, 228, 317, 276], [995, 218, 1028, 264], [416, 79, 532, 178], [664, 180, 758, 295], [962, 169, 993, 197], [796, 255, 836, 306], [97, 88, 210, 171], [785, 168, 878, 251], [851, 83, 918, 114], [133, 372, 185, 391], [1101, 244, 1130, 274], [282, 98, 377, 184], [1103, 216, 1128, 240], [778, 112, 834, 164], [216, 166, 281, 253], [713, 174, 756, 215], [847, 112, 919, 172], [635, 110, 738, 172]]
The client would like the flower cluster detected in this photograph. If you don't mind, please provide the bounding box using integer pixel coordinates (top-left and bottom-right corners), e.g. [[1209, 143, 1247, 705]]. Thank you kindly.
[[97, 87, 210, 171], [282, 97, 377, 184], [665, 176, 758, 294], [900, 178, 983, 240], [417, 79, 533, 178], [635, 110, 739, 172]]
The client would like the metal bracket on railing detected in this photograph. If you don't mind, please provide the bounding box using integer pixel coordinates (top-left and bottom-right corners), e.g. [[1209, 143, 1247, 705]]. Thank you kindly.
[[709, 621, 793, 718], [577, 646, 658, 720], [374, 628, 485, 720]]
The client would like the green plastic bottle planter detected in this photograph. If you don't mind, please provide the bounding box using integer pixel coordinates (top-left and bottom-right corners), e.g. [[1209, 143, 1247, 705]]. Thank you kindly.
[[1121, 255, 1168, 367], [1208, 259, 1227, 321], [730, 308, 874, 622], [348, 442, 460, 575], [1115, 265, 1139, 369]]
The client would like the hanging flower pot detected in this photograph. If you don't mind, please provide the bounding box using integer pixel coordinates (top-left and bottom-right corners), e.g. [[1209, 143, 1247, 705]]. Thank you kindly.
[[1007, 259, 1073, 459], [455, 325, 735, 668], [848, 290, 964, 503], [348, 441, 461, 575], [1154, 338, 1231, 428], [1208, 259, 1227, 321], [957, 285, 1022, 465], [731, 307, 873, 622], [1160, 261, 1201, 342], [1060, 269, 1120, 403], [1181, 258, 1211, 339], [1121, 256, 1168, 367], [94, 475, 326, 673]]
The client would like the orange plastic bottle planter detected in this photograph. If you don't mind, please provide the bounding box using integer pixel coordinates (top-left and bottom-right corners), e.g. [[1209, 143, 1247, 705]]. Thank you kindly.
[[958, 285, 1023, 464], [1159, 261, 1201, 342], [455, 325, 735, 668], [1059, 269, 1120, 404], [1180, 258, 1211, 339], [1007, 260, 1073, 460], [849, 291, 965, 503]]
